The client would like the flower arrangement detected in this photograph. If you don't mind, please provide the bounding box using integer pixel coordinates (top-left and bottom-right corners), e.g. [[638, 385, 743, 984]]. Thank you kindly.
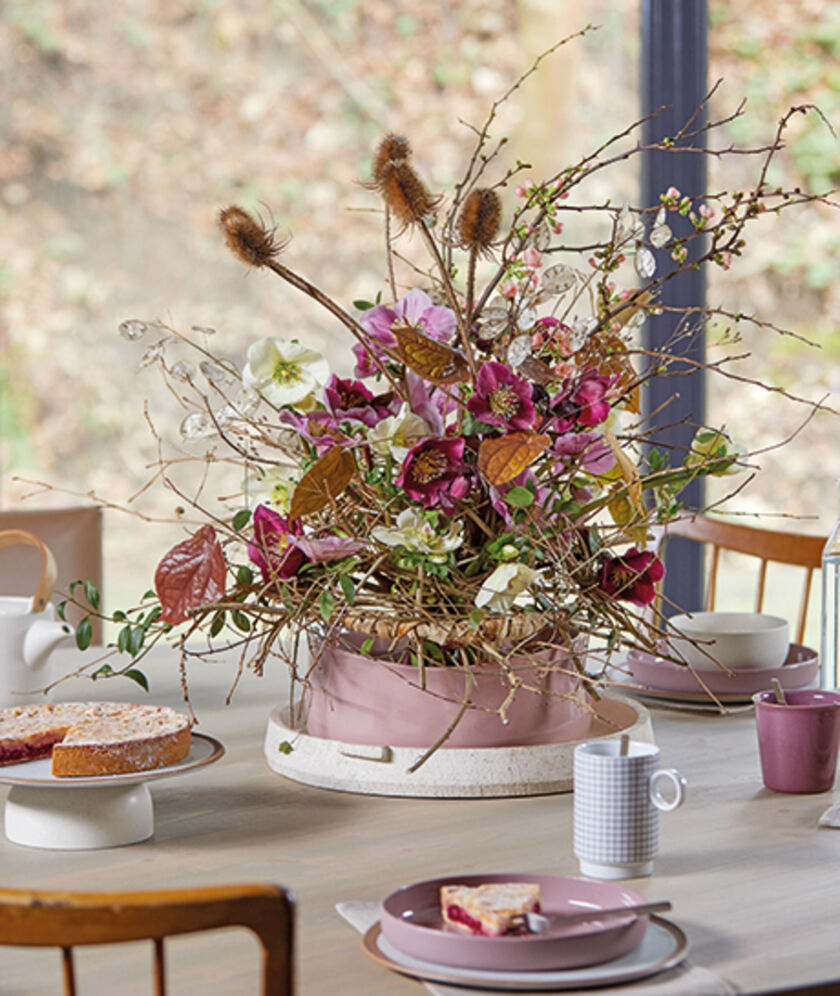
[[51, 46, 833, 737]]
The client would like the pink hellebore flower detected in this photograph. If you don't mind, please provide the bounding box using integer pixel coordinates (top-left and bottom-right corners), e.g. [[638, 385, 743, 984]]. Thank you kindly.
[[248, 505, 309, 585], [294, 536, 367, 562], [552, 368, 614, 429], [552, 431, 615, 476], [353, 289, 457, 379], [397, 437, 469, 510], [598, 548, 665, 607], [279, 410, 350, 454], [467, 361, 536, 430]]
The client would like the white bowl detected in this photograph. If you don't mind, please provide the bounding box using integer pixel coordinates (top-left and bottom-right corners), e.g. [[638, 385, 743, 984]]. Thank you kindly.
[[667, 611, 790, 672]]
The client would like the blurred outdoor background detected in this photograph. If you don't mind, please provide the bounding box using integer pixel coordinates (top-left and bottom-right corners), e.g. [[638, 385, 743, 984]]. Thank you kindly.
[[0, 0, 838, 647]]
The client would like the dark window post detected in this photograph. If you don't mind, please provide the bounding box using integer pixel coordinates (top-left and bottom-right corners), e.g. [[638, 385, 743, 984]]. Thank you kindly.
[[641, 0, 708, 614]]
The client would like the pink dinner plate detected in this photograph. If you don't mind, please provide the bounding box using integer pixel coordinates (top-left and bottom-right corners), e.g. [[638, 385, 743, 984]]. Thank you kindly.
[[379, 873, 650, 972], [626, 643, 819, 699]]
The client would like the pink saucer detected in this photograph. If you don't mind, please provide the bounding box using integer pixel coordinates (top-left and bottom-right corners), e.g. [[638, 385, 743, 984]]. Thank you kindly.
[[380, 873, 649, 972], [627, 643, 818, 697]]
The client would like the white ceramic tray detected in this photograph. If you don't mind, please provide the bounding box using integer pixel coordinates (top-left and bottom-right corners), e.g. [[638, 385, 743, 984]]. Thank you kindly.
[[0, 732, 223, 850], [264, 693, 654, 798]]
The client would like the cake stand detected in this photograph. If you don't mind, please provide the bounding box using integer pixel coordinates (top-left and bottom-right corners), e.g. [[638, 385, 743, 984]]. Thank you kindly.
[[0, 732, 224, 850]]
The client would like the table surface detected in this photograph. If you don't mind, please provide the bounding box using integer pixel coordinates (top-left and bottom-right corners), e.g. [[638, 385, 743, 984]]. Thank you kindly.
[[1, 647, 839, 995]]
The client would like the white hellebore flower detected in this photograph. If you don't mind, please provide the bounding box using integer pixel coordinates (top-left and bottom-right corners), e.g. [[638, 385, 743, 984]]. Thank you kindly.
[[371, 509, 463, 555], [244, 465, 299, 515], [242, 337, 330, 409], [367, 404, 430, 463], [475, 563, 541, 613]]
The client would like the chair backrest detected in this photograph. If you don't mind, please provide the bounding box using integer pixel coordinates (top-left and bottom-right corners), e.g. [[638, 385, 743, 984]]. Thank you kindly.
[[660, 514, 827, 644], [0, 883, 294, 996], [0, 506, 103, 641]]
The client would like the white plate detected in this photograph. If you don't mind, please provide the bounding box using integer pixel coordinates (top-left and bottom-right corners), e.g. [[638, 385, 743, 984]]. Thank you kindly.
[[0, 732, 224, 788], [362, 916, 689, 991]]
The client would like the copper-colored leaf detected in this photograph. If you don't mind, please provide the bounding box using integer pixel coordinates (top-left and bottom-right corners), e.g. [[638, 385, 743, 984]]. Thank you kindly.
[[154, 525, 226, 626], [478, 431, 551, 486], [289, 445, 356, 520], [518, 355, 557, 386], [391, 324, 470, 385]]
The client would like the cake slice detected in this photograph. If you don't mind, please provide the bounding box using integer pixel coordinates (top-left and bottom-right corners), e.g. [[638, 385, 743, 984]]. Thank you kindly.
[[0, 703, 95, 766], [440, 883, 542, 936]]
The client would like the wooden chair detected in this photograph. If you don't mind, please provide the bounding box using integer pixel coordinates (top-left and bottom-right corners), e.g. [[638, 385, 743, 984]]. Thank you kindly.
[[0, 883, 294, 995], [659, 514, 827, 644], [0, 505, 103, 641]]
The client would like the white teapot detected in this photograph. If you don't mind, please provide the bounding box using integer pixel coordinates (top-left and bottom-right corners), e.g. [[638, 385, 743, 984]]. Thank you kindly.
[[0, 530, 73, 705]]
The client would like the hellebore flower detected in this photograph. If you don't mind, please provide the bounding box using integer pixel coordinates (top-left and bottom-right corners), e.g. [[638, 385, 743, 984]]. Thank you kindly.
[[475, 562, 541, 613], [322, 374, 394, 427], [368, 403, 432, 463], [371, 508, 464, 554], [293, 536, 367, 562], [248, 505, 308, 584], [467, 361, 536, 430], [552, 368, 614, 429], [397, 437, 469, 510], [353, 288, 457, 378], [598, 548, 665, 607], [243, 338, 329, 409], [243, 465, 299, 515]]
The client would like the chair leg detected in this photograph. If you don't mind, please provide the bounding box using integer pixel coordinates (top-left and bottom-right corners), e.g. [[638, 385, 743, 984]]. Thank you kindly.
[[153, 937, 166, 996], [62, 947, 77, 996]]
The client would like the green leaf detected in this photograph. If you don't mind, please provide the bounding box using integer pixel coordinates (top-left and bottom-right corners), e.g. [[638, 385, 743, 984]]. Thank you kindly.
[[360, 637, 374, 656], [232, 508, 251, 532], [123, 668, 149, 692], [69, 580, 79, 596], [237, 564, 253, 585], [339, 573, 355, 605], [209, 611, 226, 638], [84, 580, 100, 611], [469, 607, 485, 629], [56, 601, 67, 621], [353, 299, 375, 311], [505, 486, 535, 508], [92, 663, 114, 679], [143, 590, 156, 600], [319, 589, 335, 623], [117, 625, 131, 653], [128, 626, 145, 657], [112, 609, 127, 622], [232, 610, 251, 632], [277, 740, 294, 755], [75, 616, 92, 651]]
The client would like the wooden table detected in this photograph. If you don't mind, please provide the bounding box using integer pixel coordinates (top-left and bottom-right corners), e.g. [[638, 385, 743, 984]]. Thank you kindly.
[[1, 648, 839, 995]]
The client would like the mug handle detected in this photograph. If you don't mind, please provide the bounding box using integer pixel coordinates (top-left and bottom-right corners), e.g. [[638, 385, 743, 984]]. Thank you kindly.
[[650, 768, 686, 812], [0, 530, 57, 614]]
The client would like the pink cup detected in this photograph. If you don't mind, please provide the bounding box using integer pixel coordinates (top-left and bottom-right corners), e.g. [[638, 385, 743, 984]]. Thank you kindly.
[[753, 689, 840, 794]]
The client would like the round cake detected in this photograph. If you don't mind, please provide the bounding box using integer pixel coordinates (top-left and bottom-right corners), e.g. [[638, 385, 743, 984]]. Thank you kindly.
[[0, 702, 191, 777]]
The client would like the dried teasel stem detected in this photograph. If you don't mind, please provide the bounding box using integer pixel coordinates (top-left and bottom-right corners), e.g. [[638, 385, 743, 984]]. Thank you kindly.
[[456, 188, 502, 324], [218, 206, 406, 403]]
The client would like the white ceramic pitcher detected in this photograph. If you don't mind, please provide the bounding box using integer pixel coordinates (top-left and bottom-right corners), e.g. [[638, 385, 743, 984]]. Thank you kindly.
[[0, 530, 73, 705]]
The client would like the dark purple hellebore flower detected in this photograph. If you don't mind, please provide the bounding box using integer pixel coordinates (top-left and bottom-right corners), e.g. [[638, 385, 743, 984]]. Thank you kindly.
[[467, 361, 536, 430], [552, 367, 614, 429], [396, 437, 469, 510], [323, 374, 394, 427], [598, 548, 665, 607]]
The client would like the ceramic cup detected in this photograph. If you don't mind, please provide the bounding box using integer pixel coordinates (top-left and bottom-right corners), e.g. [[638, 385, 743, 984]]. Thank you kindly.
[[753, 689, 840, 793], [573, 740, 686, 879]]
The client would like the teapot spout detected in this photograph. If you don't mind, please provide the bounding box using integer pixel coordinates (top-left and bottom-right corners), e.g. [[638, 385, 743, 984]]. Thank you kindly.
[[23, 618, 73, 672]]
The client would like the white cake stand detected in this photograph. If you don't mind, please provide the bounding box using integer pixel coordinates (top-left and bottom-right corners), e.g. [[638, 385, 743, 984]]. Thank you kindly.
[[0, 732, 224, 850]]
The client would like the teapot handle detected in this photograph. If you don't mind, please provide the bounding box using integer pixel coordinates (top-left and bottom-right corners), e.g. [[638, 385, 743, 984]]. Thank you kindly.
[[0, 529, 58, 613]]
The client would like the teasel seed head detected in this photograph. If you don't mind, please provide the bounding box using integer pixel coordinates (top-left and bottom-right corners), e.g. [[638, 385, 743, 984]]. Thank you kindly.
[[218, 205, 286, 269], [379, 159, 438, 229], [371, 133, 411, 189], [456, 188, 502, 255]]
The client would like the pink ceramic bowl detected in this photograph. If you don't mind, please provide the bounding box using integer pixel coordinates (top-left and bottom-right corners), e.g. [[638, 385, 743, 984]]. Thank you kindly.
[[379, 872, 649, 972], [753, 689, 840, 793]]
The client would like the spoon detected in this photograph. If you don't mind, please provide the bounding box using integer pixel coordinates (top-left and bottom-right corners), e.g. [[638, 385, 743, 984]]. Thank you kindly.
[[513, 899, 672, 933], [771, 678, 787, 704]]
